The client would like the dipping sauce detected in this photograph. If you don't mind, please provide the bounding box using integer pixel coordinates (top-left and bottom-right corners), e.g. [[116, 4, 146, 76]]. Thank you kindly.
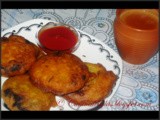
[[120, 10, 158, 30], [38, 24, 79, 53]]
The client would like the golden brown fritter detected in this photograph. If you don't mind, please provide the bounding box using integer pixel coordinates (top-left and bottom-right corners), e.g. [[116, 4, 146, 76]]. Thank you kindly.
[[8, 35, 28, 43], [63, 62, 117, 106], [8, 35, 46, 58], [29, 52, 90, 95], [1, 35, 45, 77], [2, 74, 56, 111]]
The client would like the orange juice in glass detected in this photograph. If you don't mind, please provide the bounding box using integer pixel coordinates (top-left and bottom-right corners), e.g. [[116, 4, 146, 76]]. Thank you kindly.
[[114, 9, 159, 64]]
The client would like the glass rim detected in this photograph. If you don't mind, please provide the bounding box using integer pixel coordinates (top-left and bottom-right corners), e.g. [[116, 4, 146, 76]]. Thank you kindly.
[[36, 22, 81, 53]]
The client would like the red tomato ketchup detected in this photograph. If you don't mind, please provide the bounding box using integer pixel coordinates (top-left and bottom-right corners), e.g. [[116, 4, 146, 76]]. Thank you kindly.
[[38, 26, 79, 53]]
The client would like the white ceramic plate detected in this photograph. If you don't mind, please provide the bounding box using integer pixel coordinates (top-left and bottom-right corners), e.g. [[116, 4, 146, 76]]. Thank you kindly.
[[1, 19, 122, 111]]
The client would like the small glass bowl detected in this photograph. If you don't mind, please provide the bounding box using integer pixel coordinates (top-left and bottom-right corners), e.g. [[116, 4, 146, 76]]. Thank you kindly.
[[36, 22, 80, 54]]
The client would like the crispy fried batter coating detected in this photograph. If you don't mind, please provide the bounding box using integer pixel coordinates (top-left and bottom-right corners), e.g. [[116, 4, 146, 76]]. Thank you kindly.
[[29, 53, 90, 95], [64, 62, 117, 105], [1, 35, 45, 77], [2, 74, 56, 111], [8, 35, 46, 58]]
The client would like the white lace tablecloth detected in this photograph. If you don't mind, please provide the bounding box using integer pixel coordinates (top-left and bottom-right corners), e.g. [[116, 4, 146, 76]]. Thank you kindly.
[[1, 9, 159, 111]]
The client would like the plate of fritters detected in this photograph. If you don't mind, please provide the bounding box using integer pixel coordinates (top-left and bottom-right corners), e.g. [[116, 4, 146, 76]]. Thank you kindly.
[[1, 19, 122, 111]]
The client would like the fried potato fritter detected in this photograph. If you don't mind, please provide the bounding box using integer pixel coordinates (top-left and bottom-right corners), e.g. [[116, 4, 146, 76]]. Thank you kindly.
[[1, 35, 45, 77], [2, 74, 56, 111], [8, 35, 46, 58], [29, 53, 90, 95], [64, 63, 117, 105]]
